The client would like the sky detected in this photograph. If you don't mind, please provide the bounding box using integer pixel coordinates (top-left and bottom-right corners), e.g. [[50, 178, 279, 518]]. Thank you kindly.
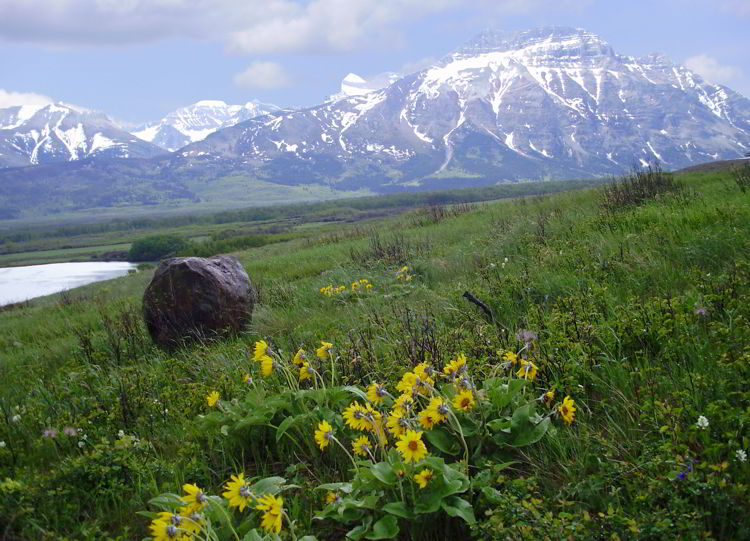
[[0, 0, 748, 125]]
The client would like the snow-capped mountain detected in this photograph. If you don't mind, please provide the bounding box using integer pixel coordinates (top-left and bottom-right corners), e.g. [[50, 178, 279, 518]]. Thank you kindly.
[[0, 101, 165, 168], [328, 72, 403, 101], [133, 100, 280, 151], [177, 27, 750, 189]]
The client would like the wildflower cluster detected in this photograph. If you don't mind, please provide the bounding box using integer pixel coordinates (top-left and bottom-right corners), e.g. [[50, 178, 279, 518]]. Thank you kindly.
[[146, 478, 290, 539], [320, 278, 374, 297], [395, 266, 413, 281]]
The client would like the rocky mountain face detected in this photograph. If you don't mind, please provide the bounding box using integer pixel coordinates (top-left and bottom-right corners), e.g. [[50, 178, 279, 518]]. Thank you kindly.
[[133, 100, 280, 151], [176, 27, 750, 190], [0, 102, 165, 168]]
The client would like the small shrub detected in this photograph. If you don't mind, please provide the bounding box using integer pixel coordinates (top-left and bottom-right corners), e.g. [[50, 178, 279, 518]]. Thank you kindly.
[[599, 163, 683, 213], [128, 234, 188, 262], [731, 161, 750, 192]]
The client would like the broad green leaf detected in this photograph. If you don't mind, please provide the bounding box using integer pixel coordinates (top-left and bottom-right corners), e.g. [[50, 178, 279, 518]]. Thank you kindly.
[[383, 501, 415, 519], [511, 416, 550, 447], [242, 529, 264, 541], [147, 493, 183, 510], [365, 515, 399, 539], [425, 427, 461, 455], [252, 476, 286, 495], [316, 482, 353, 493], [342, 385, 369, 403], [371, 462, 398, 486], [442, 496, 476, 524], [510, 403, 533, 431]]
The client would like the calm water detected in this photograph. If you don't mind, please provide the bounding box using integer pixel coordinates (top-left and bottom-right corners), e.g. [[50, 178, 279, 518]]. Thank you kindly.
[[0, 261, 136, 306]]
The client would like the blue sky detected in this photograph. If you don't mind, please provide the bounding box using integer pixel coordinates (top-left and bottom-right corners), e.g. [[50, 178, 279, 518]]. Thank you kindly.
[[0, 0, 748, 124]]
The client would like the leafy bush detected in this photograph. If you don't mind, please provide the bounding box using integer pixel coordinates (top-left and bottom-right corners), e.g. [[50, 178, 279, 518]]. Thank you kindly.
[[128, 234, 188, 262], [599, 163, 683, 212]]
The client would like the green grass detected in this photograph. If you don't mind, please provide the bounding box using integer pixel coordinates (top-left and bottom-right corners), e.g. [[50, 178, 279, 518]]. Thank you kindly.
[[0, 170, 748, 540]]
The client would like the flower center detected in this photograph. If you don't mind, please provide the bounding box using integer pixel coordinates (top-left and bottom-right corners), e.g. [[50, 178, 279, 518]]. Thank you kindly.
[[167, 524, 179, 538], [239, 486, 252, 498], [408, 440, 419, 451], [562, 406, 568, 415], [461, 398, 470, 408]]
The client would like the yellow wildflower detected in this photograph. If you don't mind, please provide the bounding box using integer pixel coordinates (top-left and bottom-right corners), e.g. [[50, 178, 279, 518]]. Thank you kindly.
[[396, 371, 418, 395], [544, 390, 555, 406], [418, 408, 438, 429], [156, 511, 200, 536], [559, 396, 576, 425], [255, 494, 283, 534], [426, 397, 449, 423], [453, 389, 475, 412], [367, 383, 387, 405], [352, 435, 372, 457], [392, 394, 414, 416], [299, 362, 312, 381], [253, 340, 270, 361], [293, 349, 306, 366], [502, 351, 519, 365], [223, 473, 253, 512], [386, 410, 408, 437], [206, 391, 219, 407], [316, 341, 333, 359], [396, 430, 428, 463], [314, 420, 334, 451], [149, 518, 183, 541], [181, 483, 208, 514], [414, 469, 434, 489], [343, 402, 369, 431], [517, 360, 538, 381], [260, 356, 274, 378], [443, 353, 467, 376], [325, 491, 340, 505]]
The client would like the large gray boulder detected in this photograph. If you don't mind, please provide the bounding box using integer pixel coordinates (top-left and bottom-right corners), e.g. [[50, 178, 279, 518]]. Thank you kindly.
[[143, 255, 255, 348]]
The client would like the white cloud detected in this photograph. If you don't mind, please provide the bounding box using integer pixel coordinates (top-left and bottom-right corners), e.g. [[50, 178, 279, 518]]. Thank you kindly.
[[0, 89, 53, 108], [233, 61, 293, 89], [0, 0, 590, 54], [685, 54, 744, 85]]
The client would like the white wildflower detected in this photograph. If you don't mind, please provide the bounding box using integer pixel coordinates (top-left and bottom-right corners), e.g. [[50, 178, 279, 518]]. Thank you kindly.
[[737, 449, 747, 463], [11, 415, 20, 423], [696, 416, 709, 430], [0, 441, 6, 448], [78, 441, 85, 448]]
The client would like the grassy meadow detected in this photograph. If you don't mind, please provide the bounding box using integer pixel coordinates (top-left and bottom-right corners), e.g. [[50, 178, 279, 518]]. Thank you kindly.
[[0, 167, 749, 540]]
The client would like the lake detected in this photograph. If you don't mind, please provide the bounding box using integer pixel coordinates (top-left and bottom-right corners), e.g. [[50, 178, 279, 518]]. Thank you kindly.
[[0, 261, 136, 306]]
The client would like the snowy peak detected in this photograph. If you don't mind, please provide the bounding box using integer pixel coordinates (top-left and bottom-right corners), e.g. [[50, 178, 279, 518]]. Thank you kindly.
[[0, 101, 164, 168], [176, 26, 750, 189], [134, 99, 281, 151]]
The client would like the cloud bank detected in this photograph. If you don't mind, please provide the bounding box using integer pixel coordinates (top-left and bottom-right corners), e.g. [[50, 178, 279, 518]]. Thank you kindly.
[[0, 89, 53, 108], [0, 0, 588, 54], [233, 61, 293, 89]]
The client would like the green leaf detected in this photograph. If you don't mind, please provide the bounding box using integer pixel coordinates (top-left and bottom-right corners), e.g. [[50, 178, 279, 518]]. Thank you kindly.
[[487, 379, 527, 411], [510, 403, 533, 431], [252, 476, 286, 495], [316, 482, 353, 494], [276, 412, 314, 442], [365, 515, 399, 539], [147, 493, 183, 510], [441, 496, 476, 525], [511, 416, 550, 447], [342, 385, 369, 403], [383, 501, 415, 519], [486, 418, 510, 433], [242, 529, 264, 541], [425, 427, 461, 455], [298, 537, 320, 541], [370, 462, 398, 486], [346, 515, 372, 538]]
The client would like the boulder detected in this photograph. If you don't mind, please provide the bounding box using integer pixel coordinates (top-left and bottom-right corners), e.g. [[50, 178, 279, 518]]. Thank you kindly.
[[143, 255, 255, 348]]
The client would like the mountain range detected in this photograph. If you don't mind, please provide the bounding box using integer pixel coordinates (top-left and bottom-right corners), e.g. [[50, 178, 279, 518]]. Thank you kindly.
[[132, 100, 281, 152], [1, 26, 749, 221]]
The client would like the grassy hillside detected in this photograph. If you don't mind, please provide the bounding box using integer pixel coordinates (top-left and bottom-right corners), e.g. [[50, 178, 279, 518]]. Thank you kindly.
[[0, 168, 748, 540]]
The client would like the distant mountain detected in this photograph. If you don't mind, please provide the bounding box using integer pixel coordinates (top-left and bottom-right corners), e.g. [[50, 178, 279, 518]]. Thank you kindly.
[[133, 100, 281, 151], [3, 26, 750, 221], [175, 26, 750, 190], [328, 72, 402, 101], [0, 102, 165, 168]]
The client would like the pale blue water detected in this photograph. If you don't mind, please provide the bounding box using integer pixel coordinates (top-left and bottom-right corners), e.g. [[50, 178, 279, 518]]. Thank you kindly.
[[0, 261, 136, 306]]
